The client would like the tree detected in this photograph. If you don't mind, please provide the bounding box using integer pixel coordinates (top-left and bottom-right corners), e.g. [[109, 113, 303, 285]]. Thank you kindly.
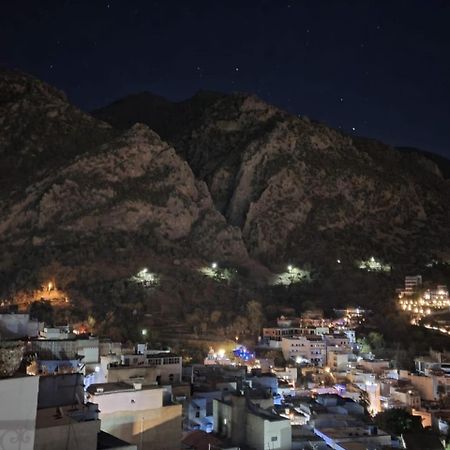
[[246, 300, 265, 336], [368, 331, 385, 354], [374, 409, 423, 436], [264, 350, 286, 367], [357, 337, 372, 355]]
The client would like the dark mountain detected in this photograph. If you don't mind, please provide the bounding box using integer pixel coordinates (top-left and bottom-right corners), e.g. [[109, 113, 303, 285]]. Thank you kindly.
[[1, 71, 450, 340], [93, 92, 450, 267], [0, 69, 114, 194], [398, 146, 450, 180], [93, 90, 224, 149], [0, 71, 255, 340]]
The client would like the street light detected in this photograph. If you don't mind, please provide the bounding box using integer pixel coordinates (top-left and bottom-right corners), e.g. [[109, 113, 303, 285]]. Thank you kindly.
[[141, 329, 147, 336], [211, 262, 218, 270]]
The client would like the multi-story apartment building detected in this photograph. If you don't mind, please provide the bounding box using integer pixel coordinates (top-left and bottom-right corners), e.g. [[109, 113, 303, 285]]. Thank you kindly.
[[404, 275, 422, 295], [120, 349, 182, 384], [324, 333, 351, 351], [281, 335, 326, 366]]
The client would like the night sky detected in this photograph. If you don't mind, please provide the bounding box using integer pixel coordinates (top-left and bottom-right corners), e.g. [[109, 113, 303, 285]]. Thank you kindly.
[[1, 1, 450, 157]]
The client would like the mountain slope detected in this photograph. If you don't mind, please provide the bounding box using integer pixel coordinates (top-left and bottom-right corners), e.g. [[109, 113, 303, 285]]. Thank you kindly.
[[94, 92, 450, 266], [0, 69, 114, 193], [2, 71, 450, 342], [398, 146, 450, 180], [0, 71, 250, 302]]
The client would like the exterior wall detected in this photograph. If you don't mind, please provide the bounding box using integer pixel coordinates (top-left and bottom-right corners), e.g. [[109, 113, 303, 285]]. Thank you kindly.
[[0, 375, 39, 450], [391, 390, 421, 409], [120, 355, 181, 384], [281, 336, 326, 365], [98, 404, 181, 450], [29, 337, 99, 363], [39, 327, 73, 339], [408, 373, 450, 401], [281, 337, 303, 361], [273, 367, 297, 384], [91, 387, 163, 412], [213, 399, 232, 439], [249, 375, 278, 393], [188, 397, 207, 424], [405, 275, 422, 293], [0, 314, 39, 338], [90, 388, 181, 450], [246, 414, 291, 450], [327, 350, 349, 371], [229, 396, 246, 445], [343, 330, 356, 343], [107, 366, 158, 385], [409, 374, 437, 401], [29, 339, 77, 359], [77, 338, 99, 364], [324, 335, 350, 350], [85, 354, 121, 387], [213, 397, 291, 450], [99, 340, 122, 356], [358, 359, 389, 374], [314, 327, 330, 336], [34, 419, 100, 450], [212, 396, 247, 444], [263, 327, 301, 341], [37, 373, 84, 408]]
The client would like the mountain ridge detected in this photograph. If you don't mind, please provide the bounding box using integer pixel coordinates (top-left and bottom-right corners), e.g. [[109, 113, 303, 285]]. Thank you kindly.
[[1, 70, 450, 340], [93, 90, 450, 266]]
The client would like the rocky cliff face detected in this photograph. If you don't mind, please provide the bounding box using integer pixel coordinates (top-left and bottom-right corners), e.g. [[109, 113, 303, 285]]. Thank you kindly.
[[95, 92, 450, 266], [0, 71, 248, 295], [1, 70, 450, 325]]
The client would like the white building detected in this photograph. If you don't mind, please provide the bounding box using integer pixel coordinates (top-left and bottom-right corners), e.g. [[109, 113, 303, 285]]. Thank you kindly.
[[281, 335, 326, 366], [120, 350, 182, 384], [0, 375, 40, 450], [29, 336, 99, 365], [390, 387, 421, 410], [263, 327, 302, 342], [0, 313, 39, 338], [404, 275, 422, 295], [39, 325, 74, 340], [213, 394, 291, 450], [34, 403, 101, 450], [87, 382, 182, 450], [324, 333, 351, 352], [327, 349, 350, 371]]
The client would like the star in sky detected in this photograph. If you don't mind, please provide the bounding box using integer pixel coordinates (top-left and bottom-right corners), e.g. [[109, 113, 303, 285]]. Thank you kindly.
[[2, 0, 449, 157]]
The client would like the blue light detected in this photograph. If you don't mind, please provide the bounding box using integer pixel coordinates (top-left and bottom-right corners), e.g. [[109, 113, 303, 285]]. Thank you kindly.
[[233, 346, 254, 361]]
